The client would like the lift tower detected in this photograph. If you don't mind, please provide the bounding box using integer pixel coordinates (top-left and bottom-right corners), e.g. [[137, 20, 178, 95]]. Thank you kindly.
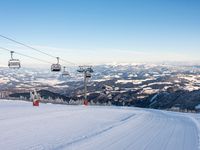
[[77, 66, 94, 105]]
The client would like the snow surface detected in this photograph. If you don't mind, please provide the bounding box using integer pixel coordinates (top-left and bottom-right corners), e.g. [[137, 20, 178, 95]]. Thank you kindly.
[[0, 100, 199, 150]]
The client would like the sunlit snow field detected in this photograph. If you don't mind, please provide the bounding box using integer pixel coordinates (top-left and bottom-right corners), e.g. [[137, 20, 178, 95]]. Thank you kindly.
[[0, 100, 199, 150]]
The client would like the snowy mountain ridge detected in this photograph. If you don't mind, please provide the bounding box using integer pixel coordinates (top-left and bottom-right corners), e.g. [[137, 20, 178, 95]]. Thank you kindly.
[[2, 64, 200, 111]]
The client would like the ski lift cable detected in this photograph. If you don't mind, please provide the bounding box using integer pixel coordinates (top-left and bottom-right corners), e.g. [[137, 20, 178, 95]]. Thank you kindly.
[[16, 51, 53, 64], [0, 34, 76, 66], [0, 46, 52, 64], [59, 58, 77, 66]]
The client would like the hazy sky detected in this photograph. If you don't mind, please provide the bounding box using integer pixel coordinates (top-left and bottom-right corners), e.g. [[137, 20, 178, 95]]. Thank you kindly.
[[0, 0, 200, 67]]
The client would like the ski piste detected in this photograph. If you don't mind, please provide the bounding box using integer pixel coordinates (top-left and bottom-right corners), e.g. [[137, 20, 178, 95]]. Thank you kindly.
[[0, 100, 199, 150]]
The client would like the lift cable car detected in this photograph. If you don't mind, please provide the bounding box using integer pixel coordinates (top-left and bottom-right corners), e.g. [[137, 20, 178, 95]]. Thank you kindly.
[[77, 66, 93, 73], [86, 66, 93, 78], [86, 67, 94, 73], [62, 66, 70, 76], [8, 51, 21, 69], [51, 57, 61, 72], [77, 66, 84, 73], [77, 66, 93, 78], [85, 71, 92, 78]]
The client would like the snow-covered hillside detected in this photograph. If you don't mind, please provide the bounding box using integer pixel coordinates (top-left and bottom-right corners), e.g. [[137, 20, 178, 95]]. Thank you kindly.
[[0, 100, 199, 150]]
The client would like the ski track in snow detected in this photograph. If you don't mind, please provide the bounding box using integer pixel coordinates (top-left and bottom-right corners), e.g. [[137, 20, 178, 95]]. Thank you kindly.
[[0, 100, 199, 150]]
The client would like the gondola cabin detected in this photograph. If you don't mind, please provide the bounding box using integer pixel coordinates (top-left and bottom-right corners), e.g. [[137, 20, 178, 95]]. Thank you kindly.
[[87, 67, 94, 73], [51, 57, 61, 72], [8, 59, 21, 69], [51, 64, 61, 72], [62, 71, 70, 76], [85, 72, 91, 78], [62, 66, 70, 76]]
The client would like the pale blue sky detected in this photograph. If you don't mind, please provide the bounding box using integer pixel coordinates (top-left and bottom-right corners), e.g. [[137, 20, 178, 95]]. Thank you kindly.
[[0, 0, 200, 66]]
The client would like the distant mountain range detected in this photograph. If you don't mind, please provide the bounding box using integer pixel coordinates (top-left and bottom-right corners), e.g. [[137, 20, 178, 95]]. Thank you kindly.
[[1, 63, 200, 111]]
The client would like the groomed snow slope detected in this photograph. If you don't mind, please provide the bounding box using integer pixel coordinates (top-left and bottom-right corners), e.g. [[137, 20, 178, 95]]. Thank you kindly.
[[0, 100, 199, 150]]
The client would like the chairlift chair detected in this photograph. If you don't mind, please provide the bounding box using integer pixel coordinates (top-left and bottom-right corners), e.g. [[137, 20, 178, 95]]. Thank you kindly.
[[8, 51, 21, 69], [51, 57, 61, 72]]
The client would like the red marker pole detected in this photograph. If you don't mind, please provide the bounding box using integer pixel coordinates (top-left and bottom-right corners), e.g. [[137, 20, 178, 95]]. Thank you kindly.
[[84, 100, 88, 106], [33, 99, 39, 106]]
